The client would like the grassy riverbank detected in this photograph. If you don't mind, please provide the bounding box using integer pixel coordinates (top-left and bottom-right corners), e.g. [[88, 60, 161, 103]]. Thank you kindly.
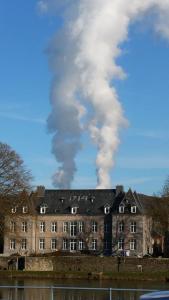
[[1, 270, 169, 281]]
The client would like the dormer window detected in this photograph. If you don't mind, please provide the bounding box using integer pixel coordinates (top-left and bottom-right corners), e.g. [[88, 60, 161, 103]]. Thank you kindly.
[[71, 207, 78, 214], [104, 205, 110, 214], [22, 206, 28, 214], [11, 207, 16, 214], [131, 206, 136, 213], [40, 204, 48, 214], [119, 205, 124, 213]]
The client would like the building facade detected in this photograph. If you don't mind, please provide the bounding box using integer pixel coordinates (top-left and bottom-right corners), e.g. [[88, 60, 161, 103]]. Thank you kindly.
[[3, 186, 156, 257]]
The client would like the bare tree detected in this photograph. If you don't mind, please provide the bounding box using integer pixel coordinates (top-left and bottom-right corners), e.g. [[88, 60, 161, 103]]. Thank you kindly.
[[161, 175, 169, 197], [0, 142, 33, 199]]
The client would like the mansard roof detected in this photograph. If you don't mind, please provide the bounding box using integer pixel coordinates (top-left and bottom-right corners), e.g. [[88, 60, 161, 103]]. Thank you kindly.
[[34, 189, 117, 215], [25, 187, 161, 216]]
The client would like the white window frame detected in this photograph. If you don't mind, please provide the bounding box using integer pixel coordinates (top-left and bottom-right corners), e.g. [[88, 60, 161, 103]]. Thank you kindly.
[[71, 207, 78, 214], [39, 238, 45, 250], [78, 239, 84, 251], [63, 239, 68, 250], [22, 206, 28, 214], [130, 221, 136, 233], [104, 206, 110, 214], [51, 238, 57, 250], [92, 221, 97, 233], [11, 207, 16, 214], [70, 221, 77, 237], [40, 204, 47, 214], [118, 221, 124, 233], [22, 221, 27, 233], [70, 239, 77, 251], [63, 222, 68, 233], [21, 238, 27, 250], [78, 221, 84, 233], [119, 205, 124, 213], [91, 239, 97, 251], [118, 238, 124, 250], [130, 239, 136, 250], [10, 221, 16, 232], [51, 222, 57, 233], [10, 239, 16, 250], [131, 206, 137, 213], [40, 221, 45, 233]]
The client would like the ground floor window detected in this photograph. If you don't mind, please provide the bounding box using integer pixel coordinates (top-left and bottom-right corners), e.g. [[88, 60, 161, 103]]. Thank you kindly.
[[91, 239, 97, 250], [130, 239, 136, 250], [63, 239, 68, 250], [10, 239, 16, 250], [118, 239, 124, 250], [78, 239, 84, 250], [39, 238, 45, 250], [51, 238, 57, 250], [70, 239, 77, 251], [21, 239, 27, 250]]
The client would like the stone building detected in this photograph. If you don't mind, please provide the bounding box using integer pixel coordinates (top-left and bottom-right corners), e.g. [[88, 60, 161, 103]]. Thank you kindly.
[[3, 186, 158, 257]]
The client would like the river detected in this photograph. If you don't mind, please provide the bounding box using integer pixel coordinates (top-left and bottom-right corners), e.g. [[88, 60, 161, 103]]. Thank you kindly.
[[0, 278, 168, 300]]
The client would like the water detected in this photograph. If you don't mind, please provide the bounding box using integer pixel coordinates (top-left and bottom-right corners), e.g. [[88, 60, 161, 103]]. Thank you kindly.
[[0, 279, 168, 300]]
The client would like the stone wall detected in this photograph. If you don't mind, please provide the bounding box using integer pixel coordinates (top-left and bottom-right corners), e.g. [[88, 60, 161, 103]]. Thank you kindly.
[[25, 256, 169, 273]]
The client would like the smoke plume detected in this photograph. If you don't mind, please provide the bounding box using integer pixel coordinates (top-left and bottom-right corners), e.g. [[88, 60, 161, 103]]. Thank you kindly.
[[39, 0, 169, 189]]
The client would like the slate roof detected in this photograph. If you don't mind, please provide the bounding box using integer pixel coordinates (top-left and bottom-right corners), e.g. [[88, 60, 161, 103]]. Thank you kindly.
[[29, 187, 161, 216], [33, 189, 117, 215]]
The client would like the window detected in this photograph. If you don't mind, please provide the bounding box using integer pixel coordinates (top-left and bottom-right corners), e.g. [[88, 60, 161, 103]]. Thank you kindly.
[[119, 205, 124, 213], [71, 207, 78, 214], [40, 221, 45, 233], [63, 222, 68, 233], [104, 223, 110, 233], [11, 207, 16, 214], [130, 221, 136, 233], [22, 206, 28, 213], [130, 239, 136, 250], [104, 206, 110, 214], [70, 239, 77, 251], [39, 238, 45, 250], [131, 206, 137, 213], [91, 239, 97, 250], [70, 221, 77, 237], [51, 222, 57, 233], [21, 239, 27, 250], [104, 240, 111, 250], [118, 239, 124, 250], [63, 239, 68, 250], [22, 221, 27, 233], [78, 221, 84, 233], [10, 239, 16, 250], [40, 204, 47, 214], [78, 239, 84, 250], [51, 238, 57, 250], [92, 221, 97, 233], [10, 221, 16, 232], [118, 221, 124, 233]]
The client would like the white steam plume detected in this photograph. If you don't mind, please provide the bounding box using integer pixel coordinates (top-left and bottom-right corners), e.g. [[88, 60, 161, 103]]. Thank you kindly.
[[39, 0, 169, 189]]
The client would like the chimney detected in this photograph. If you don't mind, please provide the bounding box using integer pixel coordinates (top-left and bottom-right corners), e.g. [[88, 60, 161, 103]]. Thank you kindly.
[[116, 185, 124, 196], [36, 186, 45, 197]]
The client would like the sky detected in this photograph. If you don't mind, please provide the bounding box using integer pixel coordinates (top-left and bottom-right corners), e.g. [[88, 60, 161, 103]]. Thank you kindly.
[[0, 0, 169, 195]]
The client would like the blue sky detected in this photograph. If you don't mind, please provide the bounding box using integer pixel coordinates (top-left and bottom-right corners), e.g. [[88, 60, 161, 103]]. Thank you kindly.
[[1, 0, 169, 195]]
